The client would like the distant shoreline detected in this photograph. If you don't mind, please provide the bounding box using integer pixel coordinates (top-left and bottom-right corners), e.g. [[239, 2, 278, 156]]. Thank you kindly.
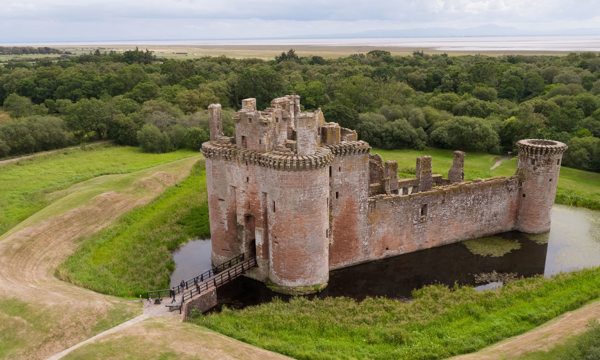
[[2, 36, 599, 59]]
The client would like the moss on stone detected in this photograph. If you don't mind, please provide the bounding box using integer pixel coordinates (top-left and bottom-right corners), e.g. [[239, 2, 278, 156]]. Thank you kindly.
[[266, 279, 328, 295], [463, 236, 521, 257]]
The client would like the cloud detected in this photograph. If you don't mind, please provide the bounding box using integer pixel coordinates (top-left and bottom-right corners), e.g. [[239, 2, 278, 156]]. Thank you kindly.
[[0, 0, 599, 42]]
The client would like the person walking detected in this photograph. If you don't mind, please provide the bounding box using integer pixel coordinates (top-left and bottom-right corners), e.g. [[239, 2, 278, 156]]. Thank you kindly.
[[170, 288, 176, 303]]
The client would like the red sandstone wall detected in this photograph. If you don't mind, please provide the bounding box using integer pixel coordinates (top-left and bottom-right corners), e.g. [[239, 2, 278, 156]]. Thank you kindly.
[[328, 153, 370, 269], [206, 152, 330, 291], [516, 152, 564, 233], [206, 157, 241, 265], [266, 168, 330, 290], [356, 177, 520, 266]]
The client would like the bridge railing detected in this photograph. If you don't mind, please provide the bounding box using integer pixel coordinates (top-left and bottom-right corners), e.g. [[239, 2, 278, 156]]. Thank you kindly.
[[145, 253, 248, 300], [180, 257, 257, 304]]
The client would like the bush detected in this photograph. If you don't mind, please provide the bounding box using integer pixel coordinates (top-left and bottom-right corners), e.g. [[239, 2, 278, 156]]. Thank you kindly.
[[137, 124, 173, 153], [185, 127, 210, 151]]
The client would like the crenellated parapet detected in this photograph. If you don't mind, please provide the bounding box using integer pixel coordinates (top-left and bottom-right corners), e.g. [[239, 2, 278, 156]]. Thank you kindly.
[[516, 139, 568, 156], [201, 141, 334, 171], [323, 141, 371, 156]]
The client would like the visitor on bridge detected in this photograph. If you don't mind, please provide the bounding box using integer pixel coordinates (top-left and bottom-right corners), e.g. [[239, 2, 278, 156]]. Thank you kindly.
[[180, 280, 185, 291], [170, 287, 176, 303]]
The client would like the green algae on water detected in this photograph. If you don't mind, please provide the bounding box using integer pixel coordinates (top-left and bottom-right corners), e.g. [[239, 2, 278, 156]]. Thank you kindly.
[[463, 236, 521, 257]]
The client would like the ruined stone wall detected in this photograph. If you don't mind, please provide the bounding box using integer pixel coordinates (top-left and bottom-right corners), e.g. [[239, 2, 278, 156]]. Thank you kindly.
[[356, 177, 521, 266]]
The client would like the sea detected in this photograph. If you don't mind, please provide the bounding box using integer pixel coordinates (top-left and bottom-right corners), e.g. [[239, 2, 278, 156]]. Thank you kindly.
[[16, 36, 600, 52]]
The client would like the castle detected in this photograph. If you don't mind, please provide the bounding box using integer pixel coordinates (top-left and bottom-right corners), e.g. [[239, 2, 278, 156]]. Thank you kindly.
[[201, 95, 568, 295]]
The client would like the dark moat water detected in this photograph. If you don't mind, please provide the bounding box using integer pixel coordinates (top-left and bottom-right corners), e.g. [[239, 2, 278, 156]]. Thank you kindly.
[[171, 204, 600, 309]]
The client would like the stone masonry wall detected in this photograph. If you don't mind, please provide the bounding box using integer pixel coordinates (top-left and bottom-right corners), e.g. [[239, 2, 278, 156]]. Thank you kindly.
[[359, 176, 521, 265]]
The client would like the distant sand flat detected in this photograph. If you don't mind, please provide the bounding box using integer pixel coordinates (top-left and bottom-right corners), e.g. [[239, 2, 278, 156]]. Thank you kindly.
[[8, 36, 600, 58]]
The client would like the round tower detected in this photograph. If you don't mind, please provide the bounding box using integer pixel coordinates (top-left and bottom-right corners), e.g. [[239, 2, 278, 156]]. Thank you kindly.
[[266, 163, 330, 295], [515, 139, 568, 234]]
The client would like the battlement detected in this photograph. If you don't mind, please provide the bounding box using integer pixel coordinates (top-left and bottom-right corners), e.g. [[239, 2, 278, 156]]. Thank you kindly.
[[516, 139, 568, 156], [202, 140, 334, 171]]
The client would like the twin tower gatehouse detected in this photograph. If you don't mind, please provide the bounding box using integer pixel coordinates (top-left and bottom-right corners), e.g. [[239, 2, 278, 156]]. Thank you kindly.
[[201, 95, 567, 295]]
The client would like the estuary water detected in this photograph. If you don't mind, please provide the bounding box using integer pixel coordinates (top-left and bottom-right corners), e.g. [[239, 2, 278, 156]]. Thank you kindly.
[[171, 204, 600, 308]]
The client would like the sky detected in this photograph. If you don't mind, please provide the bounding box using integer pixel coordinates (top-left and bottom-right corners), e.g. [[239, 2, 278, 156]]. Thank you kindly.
[[1, 0, 600, 43]]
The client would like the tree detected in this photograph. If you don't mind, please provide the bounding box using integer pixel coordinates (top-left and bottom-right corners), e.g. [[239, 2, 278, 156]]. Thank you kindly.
[[275, 49, 299, 63], [430, 116, 500, 152], [126, 81, 160, 103], [3, 93, 33, 118], [184, 127, 210, 151], [228, 65, 286, 109], [498, 75, 525, 102], [65, 98, 112, 139], [472, 86, 498, 101], [137, 124, 172, 153], [563, 136, 600, 171], [322, 102, 359, 130]]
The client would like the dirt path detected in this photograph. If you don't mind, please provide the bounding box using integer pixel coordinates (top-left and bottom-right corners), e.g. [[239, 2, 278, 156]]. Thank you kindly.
[[0, 141, 111, 166], [46, 314, 149, 360], [490, 155, 512, 170], [58, 316, 292, 360], [450, 300, 600, 359]]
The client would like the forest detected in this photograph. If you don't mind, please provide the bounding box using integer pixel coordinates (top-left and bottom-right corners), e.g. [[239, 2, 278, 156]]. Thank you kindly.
[[1, 48, 599, 172]]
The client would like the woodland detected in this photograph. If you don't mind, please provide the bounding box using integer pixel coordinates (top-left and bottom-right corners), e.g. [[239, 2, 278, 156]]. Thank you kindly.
[[1, 48, 599, 172]]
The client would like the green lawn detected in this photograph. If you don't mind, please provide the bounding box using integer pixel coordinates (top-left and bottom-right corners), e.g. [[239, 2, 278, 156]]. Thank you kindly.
[[374, 147, 600, 210], [0, 145, 198, 237], [57, 161, 209, 297]]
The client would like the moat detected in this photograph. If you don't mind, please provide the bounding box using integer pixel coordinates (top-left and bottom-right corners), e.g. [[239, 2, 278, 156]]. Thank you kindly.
[[171, 204, 600, 308]]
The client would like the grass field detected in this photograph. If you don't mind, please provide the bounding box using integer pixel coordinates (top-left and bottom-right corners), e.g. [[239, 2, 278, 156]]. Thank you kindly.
[[57, 160, 209, 297], [0, 144, 198, 237]]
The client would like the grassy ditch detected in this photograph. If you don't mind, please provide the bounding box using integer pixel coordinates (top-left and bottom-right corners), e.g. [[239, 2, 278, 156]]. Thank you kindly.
[[374, 147, 600, 210], [192, 268, 600, 360], [0, 144, 198, 237], [57, 160, 209, 297]]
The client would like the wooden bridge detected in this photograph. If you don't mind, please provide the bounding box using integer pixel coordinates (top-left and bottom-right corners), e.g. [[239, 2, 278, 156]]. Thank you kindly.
[[146, 253, 257, 316]]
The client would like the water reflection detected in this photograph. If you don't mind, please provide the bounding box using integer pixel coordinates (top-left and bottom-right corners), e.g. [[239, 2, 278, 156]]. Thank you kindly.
[[173, 204, 600, 309], [544, 205, 600, 276], [169, 239, 211, 289]]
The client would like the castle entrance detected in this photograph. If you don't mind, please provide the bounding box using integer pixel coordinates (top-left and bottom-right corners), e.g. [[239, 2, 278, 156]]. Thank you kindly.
[[244, 214, 256, 257]]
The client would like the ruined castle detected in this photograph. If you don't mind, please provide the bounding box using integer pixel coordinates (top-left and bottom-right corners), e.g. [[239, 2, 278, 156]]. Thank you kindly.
[[201, 95, 568, 295]]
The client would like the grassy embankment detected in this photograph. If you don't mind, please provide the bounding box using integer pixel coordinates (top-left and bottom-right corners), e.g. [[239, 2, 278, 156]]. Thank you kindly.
[[0, 144, 198, 237], [57, 160, 209, 297]]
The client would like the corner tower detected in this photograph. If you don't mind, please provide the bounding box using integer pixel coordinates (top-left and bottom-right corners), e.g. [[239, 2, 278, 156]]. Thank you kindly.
[[202, 96, 333, 295], [515, 139, 568, 234]]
